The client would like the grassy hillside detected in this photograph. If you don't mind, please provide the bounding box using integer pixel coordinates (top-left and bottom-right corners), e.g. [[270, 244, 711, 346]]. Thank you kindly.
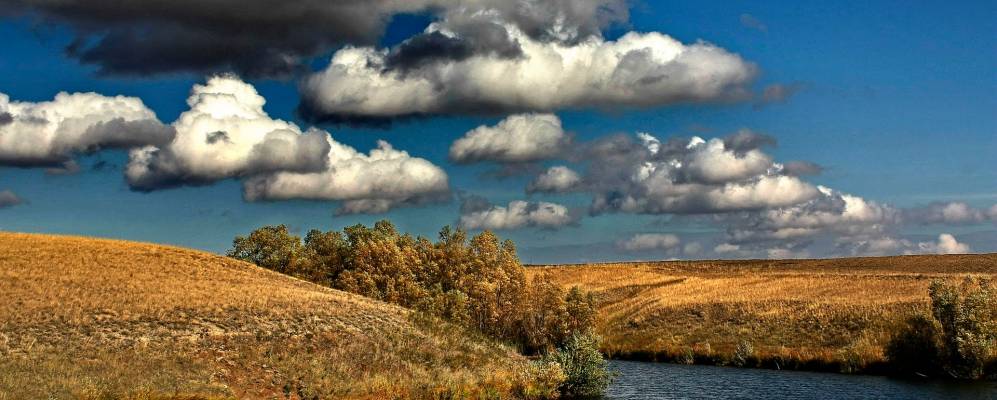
[[531, 254, 997, 372], [0, 232, 543, 399]]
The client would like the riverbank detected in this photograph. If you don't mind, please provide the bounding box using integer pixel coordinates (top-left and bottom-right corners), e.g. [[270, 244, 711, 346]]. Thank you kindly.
[[531, 254, 997, 376]]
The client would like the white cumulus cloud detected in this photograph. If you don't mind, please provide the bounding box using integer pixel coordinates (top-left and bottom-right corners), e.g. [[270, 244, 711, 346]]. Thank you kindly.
[[588, 132, 818, 214], [528, 165, 581, 193], [122, 76, 449, 213], [449, 113, 569, 163], [459, 200, 575, 230], [243, 140, 450, 214], [126, 76, 330, 190], [0, 90, 169, 169], [301, 23, 755, 120], [618, 233, 680, 251], [916, 233, 972, 255]]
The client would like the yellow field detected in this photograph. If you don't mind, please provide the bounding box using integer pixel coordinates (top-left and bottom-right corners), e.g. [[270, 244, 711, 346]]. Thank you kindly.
[[531, 254, 997, 371], [0, 232, 539, 399]]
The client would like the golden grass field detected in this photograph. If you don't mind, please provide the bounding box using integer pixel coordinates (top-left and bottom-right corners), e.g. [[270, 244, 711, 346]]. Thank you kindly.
[[0, 232, 549, 400], [531, 254, 997, 372]]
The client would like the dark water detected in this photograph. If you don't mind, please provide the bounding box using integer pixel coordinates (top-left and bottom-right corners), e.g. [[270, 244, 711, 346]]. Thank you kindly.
[[607, 360, 997, 400]]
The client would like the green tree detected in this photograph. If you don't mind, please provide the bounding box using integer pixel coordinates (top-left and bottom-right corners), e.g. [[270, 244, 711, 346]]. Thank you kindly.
[[929, 277, 997, 379], [226, 225, 303, 274], [547, 332, 613, 398]]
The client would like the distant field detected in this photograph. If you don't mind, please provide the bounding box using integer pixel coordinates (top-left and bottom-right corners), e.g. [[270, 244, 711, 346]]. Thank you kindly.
[[0, 232, 532, 399], [531, 254, 997, 372]]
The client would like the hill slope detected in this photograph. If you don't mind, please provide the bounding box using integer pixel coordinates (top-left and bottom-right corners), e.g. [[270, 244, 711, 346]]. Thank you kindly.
[[0, 232, 532, 399], [532, 254, 997, 372]]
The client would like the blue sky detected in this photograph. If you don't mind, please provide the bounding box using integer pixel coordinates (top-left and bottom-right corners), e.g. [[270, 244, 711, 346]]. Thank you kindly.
[[0, 1, 994, 262]]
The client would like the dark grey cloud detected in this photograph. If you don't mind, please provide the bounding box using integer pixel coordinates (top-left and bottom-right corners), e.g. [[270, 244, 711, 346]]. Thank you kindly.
[[0, 189, 23, 208], [205, 131, 230, 145], [44, 160, 81, 176], [458, 192, 494, 214], [722, 129, 777, 155], [70, 118, 176, 152], [384, 25, 523, 72], [755, 82, 806, 108], [2, 0, 628, 78], [739, 13, 767, 33], [903, 202, 993, 225], [0, 112, 12, 125], [1, 0, 416, 77], [783, 161, 824, 176]]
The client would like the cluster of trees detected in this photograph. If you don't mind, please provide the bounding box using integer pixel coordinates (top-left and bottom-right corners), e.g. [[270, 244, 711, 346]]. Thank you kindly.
[[886, 277, 997, 379], [227, 221, 596, 354]]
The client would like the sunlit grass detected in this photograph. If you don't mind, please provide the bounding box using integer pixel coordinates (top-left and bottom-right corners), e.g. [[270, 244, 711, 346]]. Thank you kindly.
[[530, 255, 997, 372], [0, 232, 547, 399]]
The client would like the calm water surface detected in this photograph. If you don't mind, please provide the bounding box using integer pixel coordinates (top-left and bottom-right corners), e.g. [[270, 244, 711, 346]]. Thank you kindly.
[[607, 360, 997, 400]]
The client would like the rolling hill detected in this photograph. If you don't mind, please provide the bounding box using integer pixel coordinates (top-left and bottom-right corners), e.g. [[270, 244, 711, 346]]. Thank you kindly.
[[531, 254, 997, 372], [0, 232, 535, 399]]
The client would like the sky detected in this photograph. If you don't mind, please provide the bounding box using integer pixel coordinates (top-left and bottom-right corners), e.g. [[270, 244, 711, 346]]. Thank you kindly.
[[0, 0, 994, 263]]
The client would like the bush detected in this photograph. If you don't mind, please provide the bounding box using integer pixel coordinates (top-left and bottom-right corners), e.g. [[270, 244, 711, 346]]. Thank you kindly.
[[929, 277, 997, 379], [732, 340, 754, 367], [516, 360, 567, 400], [887, 278, 997, 379], [885, 315, 943, 377], [546, 332, 613, 398]]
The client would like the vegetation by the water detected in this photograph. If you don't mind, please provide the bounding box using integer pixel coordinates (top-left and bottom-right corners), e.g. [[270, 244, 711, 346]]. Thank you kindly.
[[886, 277, 997, 379], [227, 221, 598, 355], [532, 255, 997, 377], [0, 232, 560, 399], [544, 332, 615, 397]]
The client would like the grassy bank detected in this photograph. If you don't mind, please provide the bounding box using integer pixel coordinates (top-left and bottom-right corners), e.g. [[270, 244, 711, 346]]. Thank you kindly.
[[0, 232, 556, 399], [531, 254, 997, 374]]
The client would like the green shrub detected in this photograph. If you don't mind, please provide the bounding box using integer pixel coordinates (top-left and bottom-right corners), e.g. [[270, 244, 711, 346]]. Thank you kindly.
[[546, 332, 613, 398], [929, 277, 997, 379], [888, 278, 997, 379]]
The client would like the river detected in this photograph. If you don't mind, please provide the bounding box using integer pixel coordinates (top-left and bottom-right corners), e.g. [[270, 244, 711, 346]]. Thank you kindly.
[[606, 360, 997, 399]]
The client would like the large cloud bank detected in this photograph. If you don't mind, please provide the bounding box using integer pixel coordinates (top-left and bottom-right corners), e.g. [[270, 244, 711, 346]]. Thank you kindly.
[[2, 0, 628, 77], [577, 131, 818, 215], [3, 76, 448, 214], [301, 23, 754, 121], [126, 76, 449, 213]]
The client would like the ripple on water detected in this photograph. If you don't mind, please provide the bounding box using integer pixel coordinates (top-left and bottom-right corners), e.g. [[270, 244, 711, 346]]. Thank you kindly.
[[606, 360, 997, 400]]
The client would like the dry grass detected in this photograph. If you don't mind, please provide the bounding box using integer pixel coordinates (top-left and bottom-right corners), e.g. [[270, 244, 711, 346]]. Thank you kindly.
[[530, 254, 997, 372], [0, 232, 546, 399]]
